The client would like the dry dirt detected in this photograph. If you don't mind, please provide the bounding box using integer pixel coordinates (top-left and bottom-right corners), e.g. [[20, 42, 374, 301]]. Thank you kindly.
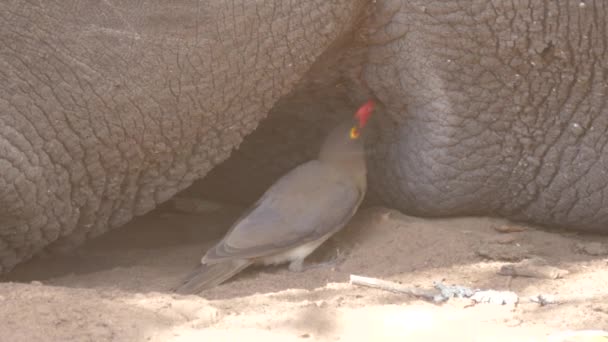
[[1, 201, 608, 341]]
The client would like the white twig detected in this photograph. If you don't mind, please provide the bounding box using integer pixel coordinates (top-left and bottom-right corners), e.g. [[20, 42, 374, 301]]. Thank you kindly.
[[349, 274, 438, 301]]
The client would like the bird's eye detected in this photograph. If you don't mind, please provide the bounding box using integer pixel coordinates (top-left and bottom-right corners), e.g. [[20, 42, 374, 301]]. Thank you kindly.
[[349, 126, 360, 139]]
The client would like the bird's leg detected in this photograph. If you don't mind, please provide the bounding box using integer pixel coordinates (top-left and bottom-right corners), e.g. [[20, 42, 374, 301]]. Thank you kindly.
[[288, 248, 343, 272], [288, 258, 304, 272]]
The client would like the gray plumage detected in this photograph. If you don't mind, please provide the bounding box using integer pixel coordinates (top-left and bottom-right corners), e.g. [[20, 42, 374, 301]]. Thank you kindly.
[[174, 122, 368, 294]]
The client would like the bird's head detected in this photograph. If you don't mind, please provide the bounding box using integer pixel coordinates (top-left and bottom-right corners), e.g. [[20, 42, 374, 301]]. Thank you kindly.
[[319, 100, 375, 167]]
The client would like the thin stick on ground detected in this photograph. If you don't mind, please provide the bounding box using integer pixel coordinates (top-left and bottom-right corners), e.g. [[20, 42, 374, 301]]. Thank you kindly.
[[349, 274, 438, 301]]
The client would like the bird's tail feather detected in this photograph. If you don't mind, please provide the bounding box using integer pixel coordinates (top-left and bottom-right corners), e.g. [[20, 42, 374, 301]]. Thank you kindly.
[[172, 260, 251, 294]]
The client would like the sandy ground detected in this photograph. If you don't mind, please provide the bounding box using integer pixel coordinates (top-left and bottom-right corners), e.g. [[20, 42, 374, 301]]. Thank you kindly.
[[1, 200, 608, 341]]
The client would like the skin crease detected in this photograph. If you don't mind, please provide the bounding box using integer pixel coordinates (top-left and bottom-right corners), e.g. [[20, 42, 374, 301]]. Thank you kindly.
[[1, 0, 607, 275]]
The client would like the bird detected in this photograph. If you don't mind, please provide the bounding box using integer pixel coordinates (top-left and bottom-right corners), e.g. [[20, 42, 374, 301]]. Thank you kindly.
[[173, 100, 375, 294]]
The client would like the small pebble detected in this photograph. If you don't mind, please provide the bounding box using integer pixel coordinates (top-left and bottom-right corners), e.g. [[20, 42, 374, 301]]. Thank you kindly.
[[470, 290, 519, 305], [529, 294, 558, 306]]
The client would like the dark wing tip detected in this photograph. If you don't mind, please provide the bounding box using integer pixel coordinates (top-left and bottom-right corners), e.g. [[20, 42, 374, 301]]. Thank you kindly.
[[172, 260, 251, 294]]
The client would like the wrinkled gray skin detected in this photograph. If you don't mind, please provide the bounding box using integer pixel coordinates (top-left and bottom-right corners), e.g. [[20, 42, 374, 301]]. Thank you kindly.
[[201, 0, 608, 236], [0, 0, 368, 273], [1, 0, 607, 274], [366, 0, 608, 230]]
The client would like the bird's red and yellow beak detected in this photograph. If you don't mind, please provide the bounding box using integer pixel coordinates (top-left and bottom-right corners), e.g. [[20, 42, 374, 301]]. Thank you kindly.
[[349, 99, 375, 139]]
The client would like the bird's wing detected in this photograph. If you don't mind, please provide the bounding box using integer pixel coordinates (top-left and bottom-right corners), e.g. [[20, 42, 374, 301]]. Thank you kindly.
[[204, 161, 363, 263]]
